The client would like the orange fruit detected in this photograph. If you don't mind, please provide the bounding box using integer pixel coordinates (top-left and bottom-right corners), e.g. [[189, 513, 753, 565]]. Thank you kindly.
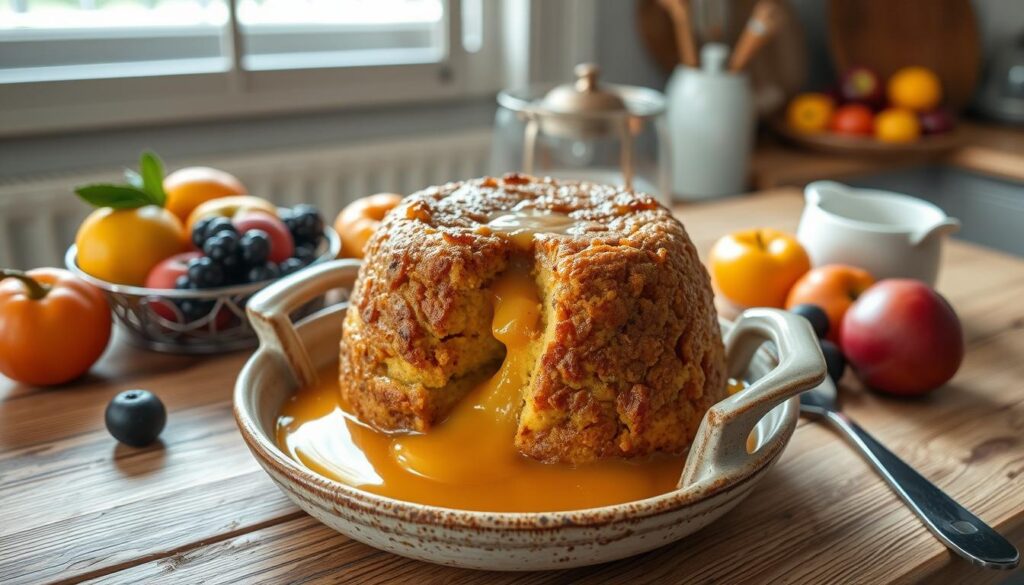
[[875, 108, 921, 143], [786, 93, 835, 134], [185, 195, 278, 235], [76, 205, 187, 286], [708, 228, 811, 309], [887, 67, 942, 112], [164, 167, 247, 222], [334, 193, 403, 258]]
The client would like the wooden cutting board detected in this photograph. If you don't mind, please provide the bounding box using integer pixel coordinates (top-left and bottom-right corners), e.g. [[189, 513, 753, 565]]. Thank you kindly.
[[828, 0, 981, 111]]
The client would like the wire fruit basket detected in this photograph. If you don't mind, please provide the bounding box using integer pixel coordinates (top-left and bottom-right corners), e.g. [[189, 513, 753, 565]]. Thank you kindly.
[[65, 227, 342, 354]]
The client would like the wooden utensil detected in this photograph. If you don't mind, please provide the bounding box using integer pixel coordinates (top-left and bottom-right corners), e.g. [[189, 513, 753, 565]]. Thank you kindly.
[[828, 0, 981, 112], [728, 0, 782, 72], [657, 0, 699, 67], [637, 0, 808, 117]]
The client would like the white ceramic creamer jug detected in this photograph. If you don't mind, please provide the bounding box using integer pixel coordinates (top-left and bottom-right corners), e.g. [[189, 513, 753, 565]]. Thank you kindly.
[[797, 181, 961, 286]]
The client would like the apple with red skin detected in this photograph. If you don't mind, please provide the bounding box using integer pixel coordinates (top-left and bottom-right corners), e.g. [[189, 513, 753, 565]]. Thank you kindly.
[[144, 251, 201, 322], [840, 279, 963, 396], [233, 212, 294, 263], [145, 251, 201, 289], [840, 66, 885, 109]]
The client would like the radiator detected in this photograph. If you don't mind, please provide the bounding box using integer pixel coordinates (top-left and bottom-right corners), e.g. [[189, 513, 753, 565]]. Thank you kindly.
[[0, 128, 494, 270]]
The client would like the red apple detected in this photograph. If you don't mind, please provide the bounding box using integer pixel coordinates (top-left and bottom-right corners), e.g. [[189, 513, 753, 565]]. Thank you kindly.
[[840, 279, 964, 396], [145, 251, 201, 289], [840, 66, 885, 109], [233, 212, 294, 263], [144, 251, 200, 322], [919, 108, 956, 135]]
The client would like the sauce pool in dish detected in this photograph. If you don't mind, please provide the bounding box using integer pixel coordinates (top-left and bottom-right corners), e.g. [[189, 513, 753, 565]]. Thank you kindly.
[[277, 271, 746, 512]]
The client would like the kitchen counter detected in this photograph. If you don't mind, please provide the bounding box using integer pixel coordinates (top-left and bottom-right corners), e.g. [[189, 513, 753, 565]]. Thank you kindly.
[[2, 189, 1023, 584], [751, 121, 1024, 189]]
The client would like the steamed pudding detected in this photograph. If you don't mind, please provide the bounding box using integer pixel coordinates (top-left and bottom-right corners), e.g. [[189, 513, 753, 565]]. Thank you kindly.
[[339, 174, 727, 464]]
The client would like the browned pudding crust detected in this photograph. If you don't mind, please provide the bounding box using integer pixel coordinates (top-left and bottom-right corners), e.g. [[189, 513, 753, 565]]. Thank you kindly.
[[340, 174, 727, 463]]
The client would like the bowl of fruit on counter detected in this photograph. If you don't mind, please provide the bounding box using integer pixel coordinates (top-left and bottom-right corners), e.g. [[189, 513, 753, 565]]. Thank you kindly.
[[773, 66, 963, 156], [65, 152, 340, 354]]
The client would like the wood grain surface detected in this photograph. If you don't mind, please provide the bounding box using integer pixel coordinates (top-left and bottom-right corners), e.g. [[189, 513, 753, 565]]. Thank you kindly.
[[827, 0, 981, 112], [2, 190, 1023, 584]]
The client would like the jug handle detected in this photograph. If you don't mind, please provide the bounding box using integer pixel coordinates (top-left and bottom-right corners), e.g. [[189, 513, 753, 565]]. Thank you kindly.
[[910, 218, 961, 246], [804, 180, 852, 206]]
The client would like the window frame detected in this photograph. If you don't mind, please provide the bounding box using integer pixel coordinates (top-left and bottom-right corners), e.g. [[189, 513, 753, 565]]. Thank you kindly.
[[0, 0, 506, 137]]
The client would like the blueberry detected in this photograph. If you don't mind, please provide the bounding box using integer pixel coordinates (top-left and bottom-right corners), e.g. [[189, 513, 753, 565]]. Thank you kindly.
[[240, 229, 271, 266], [289, 204, 324, 245], [820, 340, 846, 383], [790, 303, 830, 339], [279, 208, 297, 233], [279, 257, 306, 276], [178, 299, 214, 321], [205, 217, 237, 239], [186, 256, 224, 289], [105, 390, 166, 447], [293, 243, 317, 265], [174, 274, 194, 290], [220, 253, 247, 285], [191, 216, 215, 248], [247, 262, 281, 283], [203, 232, 240, 263]]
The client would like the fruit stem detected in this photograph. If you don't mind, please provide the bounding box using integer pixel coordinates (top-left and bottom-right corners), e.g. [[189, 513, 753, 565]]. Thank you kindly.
[[0, 269, 51, 300], [755, 230, 765, 251]]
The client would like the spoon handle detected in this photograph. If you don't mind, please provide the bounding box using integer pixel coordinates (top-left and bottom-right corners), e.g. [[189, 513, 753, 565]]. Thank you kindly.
[[824, 410, 1019, 570]]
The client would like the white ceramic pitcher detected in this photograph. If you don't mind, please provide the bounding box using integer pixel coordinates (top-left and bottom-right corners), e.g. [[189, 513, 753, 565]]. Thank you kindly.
[[797, 181, 961, 286]]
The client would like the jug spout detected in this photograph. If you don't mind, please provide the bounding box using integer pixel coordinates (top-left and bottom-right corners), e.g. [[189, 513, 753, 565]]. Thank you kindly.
[[805, 180, 853, 207], [910, 218, 961, 246]]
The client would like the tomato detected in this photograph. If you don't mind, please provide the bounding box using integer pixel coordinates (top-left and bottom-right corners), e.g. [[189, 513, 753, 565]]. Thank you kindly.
[[829, 104, 874, 136], [233, 212, 295, 263], [0, 268, 111, 386]]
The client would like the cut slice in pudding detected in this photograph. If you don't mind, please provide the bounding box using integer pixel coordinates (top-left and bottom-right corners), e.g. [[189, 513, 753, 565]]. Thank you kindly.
[[339, 174, 727, 464]]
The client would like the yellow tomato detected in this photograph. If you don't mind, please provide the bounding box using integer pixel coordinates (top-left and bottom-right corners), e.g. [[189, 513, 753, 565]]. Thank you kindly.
[[887, 66, 942, 112], [786, 93, 835, 134], [875, 108, 921, 143], [709, 228, 811, 308], [76, 206, 187, 286], [163, 167, 247, 222]]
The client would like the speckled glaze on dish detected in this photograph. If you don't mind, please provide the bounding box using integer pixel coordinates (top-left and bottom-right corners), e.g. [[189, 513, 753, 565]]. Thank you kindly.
[[234, 260, 825, 571]]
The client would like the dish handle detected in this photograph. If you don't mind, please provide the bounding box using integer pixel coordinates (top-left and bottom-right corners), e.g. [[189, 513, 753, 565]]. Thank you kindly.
[[679, 308, 825, 492], [247, 259, 362, 389]]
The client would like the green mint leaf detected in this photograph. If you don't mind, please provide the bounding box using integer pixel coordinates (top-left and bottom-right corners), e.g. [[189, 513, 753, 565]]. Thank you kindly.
[[139, 151, 167, 207], [124, 169, 143, 189], [74, 184, 157, 209]]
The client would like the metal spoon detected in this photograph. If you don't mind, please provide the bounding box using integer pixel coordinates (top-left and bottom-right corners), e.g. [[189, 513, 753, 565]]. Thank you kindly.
[[799, 378, 1020, 570]]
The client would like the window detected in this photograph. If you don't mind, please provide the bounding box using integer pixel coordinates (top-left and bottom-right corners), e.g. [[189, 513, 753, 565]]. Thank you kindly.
[[0, 0, 500, 135]]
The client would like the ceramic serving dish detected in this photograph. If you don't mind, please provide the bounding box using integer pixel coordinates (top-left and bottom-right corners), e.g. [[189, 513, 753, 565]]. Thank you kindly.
[[234, 259, 825, 571]]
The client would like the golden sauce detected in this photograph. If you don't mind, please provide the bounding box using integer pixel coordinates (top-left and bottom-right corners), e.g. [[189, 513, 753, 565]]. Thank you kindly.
[[277, 273, 747, 512], [484, 209, 598, 250]]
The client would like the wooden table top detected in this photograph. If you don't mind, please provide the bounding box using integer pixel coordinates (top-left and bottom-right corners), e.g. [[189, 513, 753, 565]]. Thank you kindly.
[[3, 189, 1023, 584]]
